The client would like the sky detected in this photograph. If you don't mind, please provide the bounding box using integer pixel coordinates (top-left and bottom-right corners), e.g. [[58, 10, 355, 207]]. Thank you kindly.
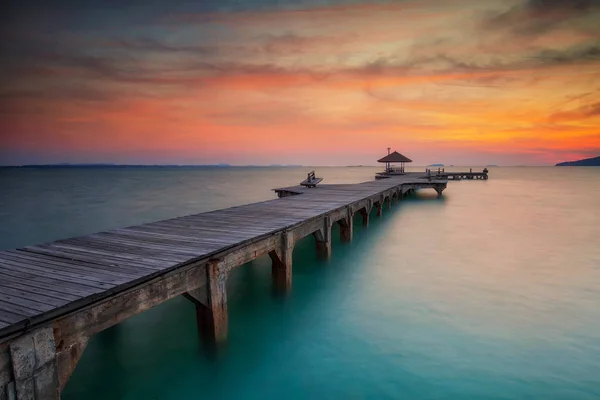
[[1, 0, 599, 166]]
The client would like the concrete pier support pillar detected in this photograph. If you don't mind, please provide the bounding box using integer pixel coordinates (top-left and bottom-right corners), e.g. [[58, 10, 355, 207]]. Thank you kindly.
[[55, 334, 88, 395], [362, 212, 369, 227], [8, 327, 59, 400], [375, 195, 385, 217], [206, 259, 228, 343], [339, 209, 353, 242], [434, 184, 446, 198], [360, 201, 373, 227], [184, 259, 228, 344], [315, 216, 332, 258], [270, 230, 294, 291], [360, 209, 369, 227]]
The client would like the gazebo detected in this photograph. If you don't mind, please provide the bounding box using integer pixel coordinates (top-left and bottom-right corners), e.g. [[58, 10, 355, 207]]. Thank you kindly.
[[377, 148, 412, 175]]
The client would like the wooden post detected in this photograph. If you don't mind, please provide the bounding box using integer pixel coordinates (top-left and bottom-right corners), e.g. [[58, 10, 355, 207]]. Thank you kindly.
[[8, 327, 59, 400], [184, 260, 228, 344], [315, 216, 331, 258], [359, 201, 373, 227], [55, 334, 88, 395], [434, 184, 445, 198], [376, 198, 383, 217], [206, 260, 228, 343], [270, 230, 294, 291], [339, 209, 353, 242]]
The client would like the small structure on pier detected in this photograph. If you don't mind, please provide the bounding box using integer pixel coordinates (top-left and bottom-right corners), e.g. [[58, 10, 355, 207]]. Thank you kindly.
[[300, 171, 322, 188], [376, 148, 413, 179]]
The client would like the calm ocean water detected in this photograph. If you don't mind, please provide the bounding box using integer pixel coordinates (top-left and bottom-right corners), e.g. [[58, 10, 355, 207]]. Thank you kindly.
[[1, 166, 599, 399]]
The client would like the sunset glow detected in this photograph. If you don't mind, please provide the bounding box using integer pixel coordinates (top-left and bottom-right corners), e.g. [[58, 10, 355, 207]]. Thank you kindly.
[[1, 0, 599, 165]]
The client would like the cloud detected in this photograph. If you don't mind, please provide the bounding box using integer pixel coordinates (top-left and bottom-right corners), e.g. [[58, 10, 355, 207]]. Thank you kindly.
[[548, 101, 600, 122], [484, 0, 600, 38], [525, 0, 600, 12], [108, 38, 224, 56], [260, 33, 355, 55], [534, 44, 600, 64]]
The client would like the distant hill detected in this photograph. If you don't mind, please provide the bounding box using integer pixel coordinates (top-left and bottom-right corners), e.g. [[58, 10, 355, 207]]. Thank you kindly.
[[556, 156, 600, 166]]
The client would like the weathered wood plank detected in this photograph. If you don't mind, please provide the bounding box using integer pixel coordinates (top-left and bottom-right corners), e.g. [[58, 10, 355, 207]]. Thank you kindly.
[[3, 250, 144, 278], [0, 271, 101, 298], [0, 284, 70, 308], [51, 240, 193, 263], [0, 279, 80, 302], [22, 246, 166, 271], [0, 292, 55, 313], [0, 300, 38, 318], [0, 261, 116, 290], [0, 256, 130, 286], [91, 233, 214, 254], [0, 309, 28, 324]]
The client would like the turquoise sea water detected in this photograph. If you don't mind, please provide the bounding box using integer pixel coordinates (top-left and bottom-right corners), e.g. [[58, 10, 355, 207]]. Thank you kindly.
[[1, 166, 599, 399]]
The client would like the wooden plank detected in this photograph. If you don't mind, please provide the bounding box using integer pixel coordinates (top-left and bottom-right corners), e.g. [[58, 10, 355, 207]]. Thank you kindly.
[[0, 292, 55, 313], [144, 219, 278, 236], [71, 233, 204, 253], [0, 300, 39, 318], [0, 261, 116, 290], [0, 284, 70, 308], [0, 271, 101, 298], [0, 278, 80, 302], [155, 219, 280, 233], [82, 234, 207, 256], [169, 216, 300, 228], [104, 230, 212, 248], [45, 241, 189, 265], [3, 250, 145, 278], [22, 246, 166, 271], [113, 228, 227, 246], [92, 233, 214, 256], [123, 225, 255, 245], [0, 309, 28, 324], [0, 255, 133, 285]]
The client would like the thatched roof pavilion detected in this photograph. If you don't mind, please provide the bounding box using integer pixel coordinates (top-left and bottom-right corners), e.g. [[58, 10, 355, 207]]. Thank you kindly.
[[377, 151, 412, 164], [377, 149, 412, 174]]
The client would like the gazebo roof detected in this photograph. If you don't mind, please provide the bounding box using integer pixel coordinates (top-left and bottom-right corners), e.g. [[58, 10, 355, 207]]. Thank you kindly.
[[377, 151, 412, 163]]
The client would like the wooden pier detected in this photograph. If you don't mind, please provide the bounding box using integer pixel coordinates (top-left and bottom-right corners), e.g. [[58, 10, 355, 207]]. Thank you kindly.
[[425, 168, 489, 181], [0, 173, 456, 399]]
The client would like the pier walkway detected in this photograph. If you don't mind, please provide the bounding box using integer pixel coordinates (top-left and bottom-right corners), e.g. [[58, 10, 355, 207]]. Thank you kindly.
[[0, 173, 448, 399]]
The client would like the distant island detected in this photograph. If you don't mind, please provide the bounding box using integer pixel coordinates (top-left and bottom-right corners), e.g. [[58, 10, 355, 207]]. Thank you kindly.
[[428, 164, 444, 167], [555, 156, 600, 166]]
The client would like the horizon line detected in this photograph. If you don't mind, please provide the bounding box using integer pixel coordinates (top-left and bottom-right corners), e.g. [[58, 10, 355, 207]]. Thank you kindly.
[[0, 163, 559, 168]]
